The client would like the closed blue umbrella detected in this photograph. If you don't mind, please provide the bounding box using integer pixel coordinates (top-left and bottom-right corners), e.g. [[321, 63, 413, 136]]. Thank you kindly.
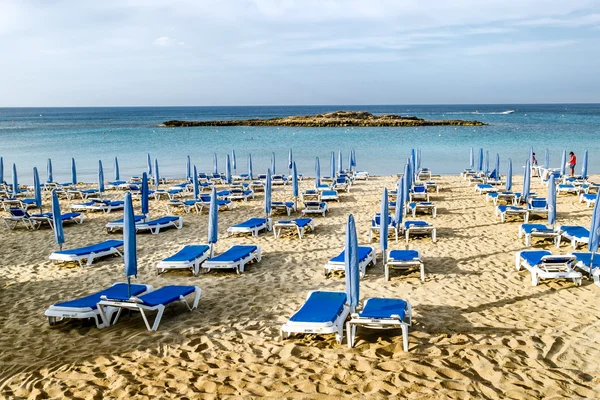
[[548, 175, 556, 227], [147, 153, 152, 176], [348, 152, 352, 171], [193, 165, 199, 199], [529, 147, 534, 166], [344, 214, 359, 313], [47, 158, 53, 183], [506, 159, 513, 191], [51, 189, 64, 250], [338, 151, 343, 174], [352, 149, 356, 169], [98, 160, 105, 194], [292, 162, 299, 209], [33, 167, 42, 211], [123, 192, 137, 297], [395, 176, 404, 228], [523, 160, 531, 202], [494, 154, 500, 179], [0, 156, 3, 183], [271, 152, 276, 175], [478, 148, 484, 172], [560, 150, 567, 176], [410, 149, 416, 177], [265, 169, 272, 217], [213, 153, 218, 175], [154, 159, 160, 190], [141, 172, 149, 216], [330, 152, 335, 178], [484, 151, 489, 175], [186, 155, 191, 182], [588, 192, 600, 254], [208, 186, 218, 257], [232, 149, 237, 173], [288, 149, 293, 170], [315, 157, 321, 188], [225, 154, 232, 184], [544, 149, 549, 170], [402, 164, 410, 202], [12, 163, 18, 197], [380, 188, 389, 265], [405, 159, 413, 189], [469, 148, 474, 169], [581, 150, 588, 180], [248, 154, 253, 180], [114, 156, 120, 181], [71, 158, 77, 185], [417, 149, 421, 171]]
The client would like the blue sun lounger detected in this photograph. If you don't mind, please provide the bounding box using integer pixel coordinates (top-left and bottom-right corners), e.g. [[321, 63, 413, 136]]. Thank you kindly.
[[558, 225, 590, 249], [156, 245, 211, 275], [98, 285, 201, 331], [368, 213, 399, 243], [66, 188, 99, 200], [166, 199, 202, 214], [70, 200, 125, 213], [515, 250, 582, 286], [323, 246, 376, 277], [385, 250, 424, 281], [403, 220, 436, 242], [2, 208, 84, 230], [475, 183, 496, 194], [135, 216, 183, 234], [273, 218, 314, 239], [44, 282, 153, 328], [320, 190, 339, 202], [281, 291, 349, 344], [271, 201, 297, 216], [347, 298, 412, 351], [580, 193, 597, 208], [525, 198, 548, 223], [201, 245, 261, 274], [518, 224, 560, 247], [406, 202, 437, 218], [49, 239, 124, 267], [105, 215, 149, 232], [227, 217, 271, 237], [495, 205, 527, 223], [302, 201, 328, 217], [569, 252, 600, 278]]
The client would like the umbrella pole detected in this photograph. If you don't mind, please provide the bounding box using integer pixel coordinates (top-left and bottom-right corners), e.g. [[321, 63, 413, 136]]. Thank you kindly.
[[127, 276, 131, 298], [591, 253, 595, 280]]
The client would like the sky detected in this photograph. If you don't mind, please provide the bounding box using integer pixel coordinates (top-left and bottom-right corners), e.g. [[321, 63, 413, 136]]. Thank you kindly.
[[0, 0, 599, 106]]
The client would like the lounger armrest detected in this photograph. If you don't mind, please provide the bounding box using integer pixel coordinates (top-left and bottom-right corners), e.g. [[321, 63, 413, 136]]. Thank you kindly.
[[100, 295, 144, 303]]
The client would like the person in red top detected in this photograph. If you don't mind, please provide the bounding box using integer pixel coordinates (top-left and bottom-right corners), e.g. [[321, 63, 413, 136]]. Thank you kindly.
[[569, 152, 577, 177]]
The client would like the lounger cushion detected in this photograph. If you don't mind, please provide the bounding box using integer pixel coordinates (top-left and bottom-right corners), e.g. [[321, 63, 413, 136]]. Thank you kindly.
[[137, 285, 196, 307], [233, 218, 267, 228], [331, 246, 372, 263], [289, 291, 346, 323], [497, 205, 524, 213], [210, 245, 258, 262], [359, 298, 407, 320], [272, 201, 294, 208], [109, 215, 147, 224], [404, 221, 430, 229], [561, 226, 590, 238], [571, 252, 600, 268], [163, 245, 210, 263], [278, 218, 312, 228], [521, 224, 553, 234], [54, 240, 124, 256], [389, 250, 420, 261], [144, 216, 179, 225], [519, 250, 552, 266], [476, 184, 493, 189], [321, 190, 337, 196], [55, 283, 147, 309]]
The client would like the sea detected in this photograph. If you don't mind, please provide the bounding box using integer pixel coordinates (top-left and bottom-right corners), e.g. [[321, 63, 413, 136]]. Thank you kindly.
[[0, 104, 599, 183]]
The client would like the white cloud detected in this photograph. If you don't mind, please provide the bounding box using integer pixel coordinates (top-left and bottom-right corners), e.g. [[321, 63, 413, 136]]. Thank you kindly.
[[152, 36, 184, 47], [465, 40, 577, 56]]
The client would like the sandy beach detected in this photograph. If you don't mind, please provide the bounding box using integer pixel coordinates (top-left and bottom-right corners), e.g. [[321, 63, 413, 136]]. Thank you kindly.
[[1, 174, 599, 399]]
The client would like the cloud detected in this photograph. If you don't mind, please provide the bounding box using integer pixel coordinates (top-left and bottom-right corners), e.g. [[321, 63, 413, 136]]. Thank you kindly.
[[464, 40, 577, 56], [515, 13, 600, 27], [152, 36, 185, 47]]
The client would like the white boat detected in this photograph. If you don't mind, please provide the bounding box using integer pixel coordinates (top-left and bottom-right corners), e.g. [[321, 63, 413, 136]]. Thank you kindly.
[[501, 110, 515, 114]]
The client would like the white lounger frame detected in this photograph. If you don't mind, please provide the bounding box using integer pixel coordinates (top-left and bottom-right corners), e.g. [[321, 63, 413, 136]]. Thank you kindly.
[[271, 202, 297, 216], [515, 251, 582, 286], [406, 203, 437, 218], [201, 245, 262, 274], [302, 202, 328, 217], [273, 219, 314, 239], [346, 299, 412, 351], [227, 219, 271, 238], [560, 228, 589, 249], [404, 223, 436, 243], [518, 225, 560, 248], [98, 286, 201, 331], [156, 245, 211, 275], [136, 216, 183, 234], [280, 290, 350, 344], [495, 206, 527, 223], [385, 250, 424, 281], [49, 244, 124, 267], [323, 246, 376, 278]]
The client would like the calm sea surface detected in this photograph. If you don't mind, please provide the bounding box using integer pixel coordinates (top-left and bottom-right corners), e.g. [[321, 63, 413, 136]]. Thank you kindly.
[[1, 104, 599, 182]]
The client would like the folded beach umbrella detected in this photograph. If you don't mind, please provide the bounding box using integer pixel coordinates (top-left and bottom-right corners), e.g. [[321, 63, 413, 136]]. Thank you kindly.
[[12, 164, 18, 197], [47, 158, 53, 183], [141, 172, 149, 216], [338, 151, 343, 174], [410, 149, 416, 178], [494, 154, 500, 179], [51, 189, 64, 251], [548, 174, 556, 227], [292, 162, 299, 209], [506, 159, 512, 192], [208, 186, 218, 257], [193, 165, 199, 200], [288, 149, 293, 171], [395, 176, 404, 226], [380, 188, 389, 266], [529, 147, 534, 166], [186, 155, 191, 182], [123, 192, 137, 297], [232, 149, 237, 172], [582, 150, 588, 180], [560, 150, 567, 176], [71, 158, 77, 185], [477, 148, 484, 172], [330, 152, 335, 178], [345, 214, 359, 313], [348, 152, 352, 171], [587, 191, 600, 272], [0, 156, 3, 183], [417, 149, 421, 171], [248, 153, 253, 180], [98, 160, 105, 194], [225, 154, 232, 184], [484, 151, 489, 175], [271, 152, 276, 175], [114, 157, 120, 181], [523, 160, 531, 201], [154, 159, 160, 190], [213, 153, 218, 175], [469, 148, 474, 170], [403, 164, 410, 201], [351, 149, 357, 169], [33, 167, 42, 211], [147, 153, 152, 176], [265, 169, 272, 218], [544, 149, 549, 170], [315, 157, 321, 188]]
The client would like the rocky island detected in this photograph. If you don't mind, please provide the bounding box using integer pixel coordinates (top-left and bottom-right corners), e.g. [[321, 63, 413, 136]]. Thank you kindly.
[[163, 111, 485, 128]]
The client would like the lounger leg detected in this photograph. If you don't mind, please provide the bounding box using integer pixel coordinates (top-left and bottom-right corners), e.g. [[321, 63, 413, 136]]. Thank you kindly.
[[525, 235, 530, 247], [432, 229, 437, 243], [346, 322, 354, 348], [401, 324, 409, 352], [385, 264, 390, 281], [420, 263, 425, 281], [531, 272, 538, 286]]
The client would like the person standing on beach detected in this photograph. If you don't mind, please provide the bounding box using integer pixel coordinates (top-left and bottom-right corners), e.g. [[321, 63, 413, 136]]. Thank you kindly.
[[532, 153, 537, 166], [569, 151, 577, 177]]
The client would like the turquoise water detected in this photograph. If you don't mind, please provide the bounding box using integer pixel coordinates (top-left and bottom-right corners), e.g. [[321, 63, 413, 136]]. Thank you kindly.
[[0, 104, 599, 182]]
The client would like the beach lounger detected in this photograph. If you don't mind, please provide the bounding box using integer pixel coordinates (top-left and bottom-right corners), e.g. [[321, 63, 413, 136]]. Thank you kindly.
[[166, 199, 201, 214], [30, 212, 85, 229], [105, 215, 149, 232], [202, 244, 261, 274], [515, 250, 582, 286], [406, 202, 437, 218], [273, 218, 314, 239], [346, 298, 412, 351], [524, 198, 548, 223], [417, 168, 431, 181], [495, 205, 527, 223], [227, 217, 271, 237], [569, 252, 600, 278], [154, 188, 184, 200], [368, 213, 399, 243], [227, 188, 254, 201], [280, 291, 349, 343], [271, 174, 288, 185], [409, 185, 429, 201], [49, 239, 124, 267], [106, 181, 127, 190], [557, 183, 579, 196], [156, 245, 211, 275], [558, 225, 589, 249], [468, 174, 484, 185], [354, 171, 369, 180], [70, 199, 125, 213], [302, 201, 328, 217], [580, 193, 597, 208], [197, 194, 233, 212], [66, 188, 99, 200], [486, 191, 516, 205], [44, 283, 153, 328], [425, 181, 439, 193], [98, 285, 201, 331], [385, 250, 424, 281], [271, 201, 297, 216], [3, 207, 38, 229], [486, 170, 503, 186], [250, 181, 265, 192], [518, 224, 560, 247], [323, 246, 376, 277], [136, 216, 183, 234], [320, 190, 339, 202], [583, 183, 600, 194], [331, 177, 351, 192], [475, 183, 496, 194], [403, 220, 436, 243], [301, 189, 320, 201]]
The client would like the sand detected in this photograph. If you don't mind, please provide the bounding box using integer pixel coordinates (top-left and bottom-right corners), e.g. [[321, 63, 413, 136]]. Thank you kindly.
[[1, 174, 600, 399]]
